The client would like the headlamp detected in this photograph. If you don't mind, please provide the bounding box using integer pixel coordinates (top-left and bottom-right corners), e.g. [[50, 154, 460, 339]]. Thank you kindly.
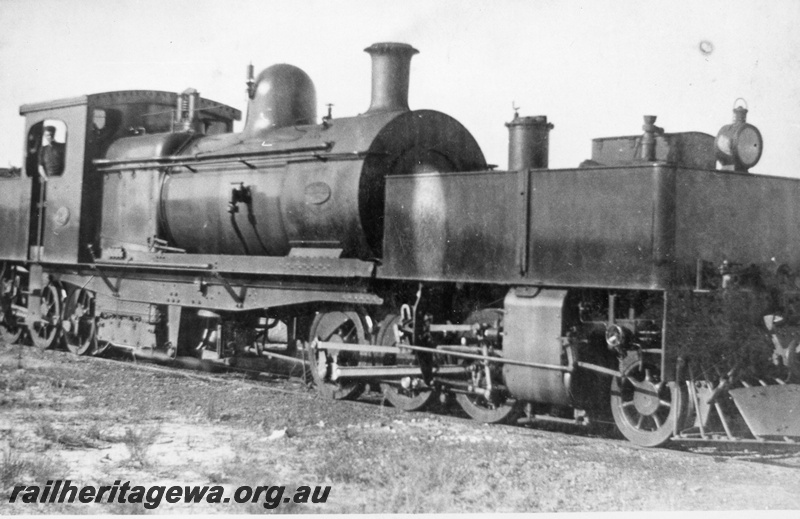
[[716, 100, 763, 173]]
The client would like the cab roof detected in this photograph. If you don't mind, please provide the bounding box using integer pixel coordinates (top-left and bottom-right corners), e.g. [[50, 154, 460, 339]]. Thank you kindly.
[[20, 90, 241, 122]]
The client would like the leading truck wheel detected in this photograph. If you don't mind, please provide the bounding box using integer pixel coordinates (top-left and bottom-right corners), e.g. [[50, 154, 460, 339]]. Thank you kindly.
[[610, 360, 687, 447], [307, 310, 369, 400]]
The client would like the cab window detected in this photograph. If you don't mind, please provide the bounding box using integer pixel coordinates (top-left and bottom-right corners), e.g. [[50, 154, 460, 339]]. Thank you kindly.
[[26, 119, 67, 178], [90, 108, 122, 148]]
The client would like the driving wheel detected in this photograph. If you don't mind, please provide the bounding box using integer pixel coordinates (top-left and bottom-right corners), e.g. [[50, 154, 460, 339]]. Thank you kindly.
[[62, 288, 96, 355], [378, 314, 437, 412], [307, 309, 370, 400], [28, 281, 63, 350], [454, 309, 521, 424], [0, 263, 26, 345], [455, 367, 521, 424]]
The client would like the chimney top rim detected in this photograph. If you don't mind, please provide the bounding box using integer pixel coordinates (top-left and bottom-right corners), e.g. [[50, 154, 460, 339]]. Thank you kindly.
[[364, 42, 419, 55]]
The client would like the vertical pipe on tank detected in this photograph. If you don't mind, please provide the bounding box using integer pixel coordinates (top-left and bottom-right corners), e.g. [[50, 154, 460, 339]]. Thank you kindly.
[[364, 42, 419, 113], [506, 114, 554, 170], [641, 115, 663, 162]]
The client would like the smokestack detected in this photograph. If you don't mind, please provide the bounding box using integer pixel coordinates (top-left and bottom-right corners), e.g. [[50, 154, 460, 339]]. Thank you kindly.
[[364, 42, 419, 114]]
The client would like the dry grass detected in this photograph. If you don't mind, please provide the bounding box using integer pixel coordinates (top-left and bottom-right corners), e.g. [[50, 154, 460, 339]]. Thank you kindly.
[[0, 448, 28, 491], [212, 439, 312, 514], [204, 395, 220, 421], [35, 422, 103, 449], [0, 443, 68, 494], [120, 426, 160, 467], [304, 431, 550, 513], [0, 361, 85, 415]]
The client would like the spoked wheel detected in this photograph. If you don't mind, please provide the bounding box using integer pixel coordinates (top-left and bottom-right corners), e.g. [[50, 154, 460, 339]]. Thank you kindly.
[[454, 309, 521, 424], [62, 288, 96, 355], [28, 281, 63, 350], [0, 263, 27, 345], [378, 314, 437, 412], [610, 360, 688, 447], [307, 309, 370, 400], [455, 368, 521, 424]]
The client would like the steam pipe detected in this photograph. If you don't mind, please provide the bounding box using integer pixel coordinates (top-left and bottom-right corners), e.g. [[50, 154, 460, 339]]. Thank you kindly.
[[641, 115, 664, 161]]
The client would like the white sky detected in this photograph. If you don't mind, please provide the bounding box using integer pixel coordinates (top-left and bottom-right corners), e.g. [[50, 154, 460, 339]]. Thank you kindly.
[[1, 0, 799, 174]]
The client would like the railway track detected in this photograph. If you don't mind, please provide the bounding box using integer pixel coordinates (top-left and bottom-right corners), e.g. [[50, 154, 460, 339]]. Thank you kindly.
[[7, 338, 798, 470]]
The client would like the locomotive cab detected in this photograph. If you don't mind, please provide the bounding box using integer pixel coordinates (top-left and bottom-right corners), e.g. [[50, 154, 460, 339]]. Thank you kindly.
[[3, 91, 241, 266], [15, 97, 92, 265]]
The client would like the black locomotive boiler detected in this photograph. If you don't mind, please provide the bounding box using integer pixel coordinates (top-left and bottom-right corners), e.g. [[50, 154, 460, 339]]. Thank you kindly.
[[1, 42, 798, 447]]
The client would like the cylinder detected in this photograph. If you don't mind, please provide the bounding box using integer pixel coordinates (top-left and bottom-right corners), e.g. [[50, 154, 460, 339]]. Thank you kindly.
[[506, 115, 553, 170], [364, 42, 419, 113]]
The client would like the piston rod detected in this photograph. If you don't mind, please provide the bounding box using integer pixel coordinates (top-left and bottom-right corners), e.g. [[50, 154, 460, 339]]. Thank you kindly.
[[312, 339, 572, 372], [333, 365, 465, 380]]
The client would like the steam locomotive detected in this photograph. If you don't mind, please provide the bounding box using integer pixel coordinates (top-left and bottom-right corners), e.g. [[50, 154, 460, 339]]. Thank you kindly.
[[1, 42, 798, 447]]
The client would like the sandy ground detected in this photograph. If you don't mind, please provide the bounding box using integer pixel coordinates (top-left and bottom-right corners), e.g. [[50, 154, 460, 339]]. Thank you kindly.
[[1, 341, 799, 514]]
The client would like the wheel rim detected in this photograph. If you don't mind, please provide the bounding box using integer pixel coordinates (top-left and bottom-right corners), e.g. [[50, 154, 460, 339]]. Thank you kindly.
[[62, 288, 96, 355], [0, 263, 26, 344], [378, 314, 436, 412], [610, 360, 686, 447], [307, 310, 368, 400], [454, 309, 520, 424], [92, 340, 111, 356], [455, 377, 520, 424], [29, 282, 62, 350]]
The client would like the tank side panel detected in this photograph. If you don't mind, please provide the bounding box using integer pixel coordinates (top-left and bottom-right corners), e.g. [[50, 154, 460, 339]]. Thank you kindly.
[[673, 169, 800, 274], [381, 166, 667, 289], [525, 167, 667, 288], [381, 171, 519, 281], [0, 173, 30, 261]]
